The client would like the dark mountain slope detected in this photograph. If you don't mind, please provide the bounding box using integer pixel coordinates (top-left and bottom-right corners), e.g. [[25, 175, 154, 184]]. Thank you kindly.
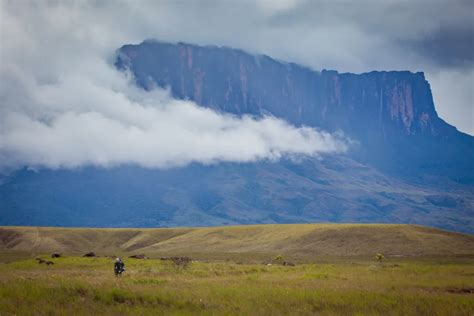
[[1, 157, 472, 232]]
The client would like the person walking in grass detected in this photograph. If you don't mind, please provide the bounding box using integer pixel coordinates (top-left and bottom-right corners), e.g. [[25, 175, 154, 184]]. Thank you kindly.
[[114, 257, 125, 276]]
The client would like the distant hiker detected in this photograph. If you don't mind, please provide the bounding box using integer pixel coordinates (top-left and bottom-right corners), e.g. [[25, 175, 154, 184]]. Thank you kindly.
[[114, 257, 125, 276]]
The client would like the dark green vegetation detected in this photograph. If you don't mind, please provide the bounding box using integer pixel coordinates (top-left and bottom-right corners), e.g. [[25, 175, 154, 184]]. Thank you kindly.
[[1, 160, 473, 233], [0, 224, 473, 315]]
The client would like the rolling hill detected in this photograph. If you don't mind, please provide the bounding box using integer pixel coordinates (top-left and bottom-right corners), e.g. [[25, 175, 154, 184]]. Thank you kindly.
[[1, 224, 473, 260]]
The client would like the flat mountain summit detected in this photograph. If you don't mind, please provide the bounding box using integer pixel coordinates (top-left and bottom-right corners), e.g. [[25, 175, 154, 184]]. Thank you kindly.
[[1, 41, 473, 232]]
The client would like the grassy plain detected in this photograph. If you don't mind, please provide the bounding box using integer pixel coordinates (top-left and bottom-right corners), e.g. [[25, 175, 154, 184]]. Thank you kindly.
[[0, 256, 473, 315], [0, 224, 473, 315]]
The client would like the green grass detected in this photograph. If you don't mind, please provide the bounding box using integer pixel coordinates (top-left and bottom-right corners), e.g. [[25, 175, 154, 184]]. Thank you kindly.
[[0, 256, 473, 315]]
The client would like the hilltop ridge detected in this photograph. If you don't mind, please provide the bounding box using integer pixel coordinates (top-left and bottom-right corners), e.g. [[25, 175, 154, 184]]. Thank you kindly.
[[1, 224, 473, 261]]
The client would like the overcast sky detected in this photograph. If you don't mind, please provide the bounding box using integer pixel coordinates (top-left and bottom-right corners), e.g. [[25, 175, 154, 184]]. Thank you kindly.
[[0, 0, 472, 171]]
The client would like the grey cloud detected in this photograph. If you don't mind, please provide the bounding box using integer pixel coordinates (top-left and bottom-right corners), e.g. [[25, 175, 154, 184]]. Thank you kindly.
[[401, 26, 474, 69]]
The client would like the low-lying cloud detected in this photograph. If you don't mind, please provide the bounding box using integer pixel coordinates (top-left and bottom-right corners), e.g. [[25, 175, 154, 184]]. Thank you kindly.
[[0, 85, 347, 170], [0, 1, 347, 171]]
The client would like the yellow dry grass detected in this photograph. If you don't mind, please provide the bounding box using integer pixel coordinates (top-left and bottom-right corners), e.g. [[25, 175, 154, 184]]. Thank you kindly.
[[1, 224, 472, 261]]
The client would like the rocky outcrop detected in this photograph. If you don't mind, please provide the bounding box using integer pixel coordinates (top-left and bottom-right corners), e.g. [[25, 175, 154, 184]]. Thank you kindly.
[[116, 41, 452, 140]]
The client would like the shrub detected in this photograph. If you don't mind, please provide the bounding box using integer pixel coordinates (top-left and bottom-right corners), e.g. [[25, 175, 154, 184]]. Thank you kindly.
[[170, 256, 192, 270], [375, 253, 385, 264]]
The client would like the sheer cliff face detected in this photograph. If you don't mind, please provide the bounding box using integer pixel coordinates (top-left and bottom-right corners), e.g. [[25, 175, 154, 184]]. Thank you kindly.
[[116, 40, 473, 181], [116, 41, 453, 143]]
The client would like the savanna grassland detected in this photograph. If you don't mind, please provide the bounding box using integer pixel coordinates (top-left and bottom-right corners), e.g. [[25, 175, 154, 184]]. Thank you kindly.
[[1, 256, 473, 315], [0, 224, 473, 315]]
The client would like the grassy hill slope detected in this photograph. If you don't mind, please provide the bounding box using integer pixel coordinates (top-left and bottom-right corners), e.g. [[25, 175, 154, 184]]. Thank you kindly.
[[1, 224, 473, 260]]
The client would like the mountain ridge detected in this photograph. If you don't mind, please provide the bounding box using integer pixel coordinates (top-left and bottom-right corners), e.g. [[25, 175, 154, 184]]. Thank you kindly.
[[0, 40, 472, 233]]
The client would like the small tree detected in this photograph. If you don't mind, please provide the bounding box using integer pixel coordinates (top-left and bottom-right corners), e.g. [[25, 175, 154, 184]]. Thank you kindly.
[[375, 253, 385, 265]]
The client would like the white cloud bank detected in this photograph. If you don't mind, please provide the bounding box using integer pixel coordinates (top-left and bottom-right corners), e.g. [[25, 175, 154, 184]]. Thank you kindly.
[[0, 86, 347, 170], [0, 1, 347, 171]]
